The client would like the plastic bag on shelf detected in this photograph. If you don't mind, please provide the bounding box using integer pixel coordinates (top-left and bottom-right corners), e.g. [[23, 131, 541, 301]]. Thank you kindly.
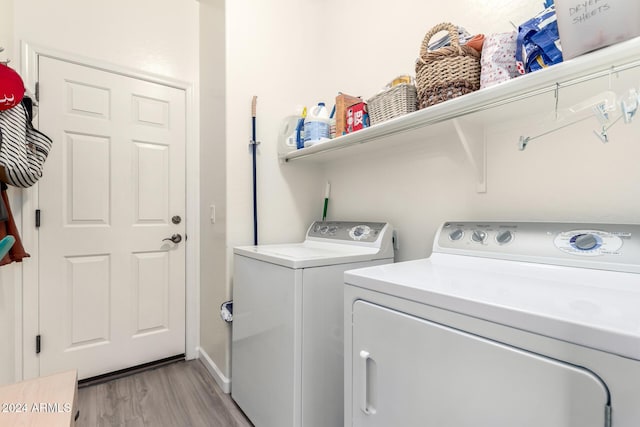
[[515, 5, 564, 74]]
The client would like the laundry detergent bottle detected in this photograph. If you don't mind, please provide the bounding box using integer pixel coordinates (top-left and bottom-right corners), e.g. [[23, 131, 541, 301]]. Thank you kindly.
[[304, 102, 331, 148]]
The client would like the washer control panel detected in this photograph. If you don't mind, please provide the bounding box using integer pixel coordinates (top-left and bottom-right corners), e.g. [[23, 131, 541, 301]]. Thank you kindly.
[[436, 221, 640, 273], [308, 221, 387, 243]]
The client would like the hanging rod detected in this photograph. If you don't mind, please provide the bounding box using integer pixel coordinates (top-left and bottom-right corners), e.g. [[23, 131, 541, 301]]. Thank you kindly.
[[518, 115, 594, 150], [518, 84, 637, 151]]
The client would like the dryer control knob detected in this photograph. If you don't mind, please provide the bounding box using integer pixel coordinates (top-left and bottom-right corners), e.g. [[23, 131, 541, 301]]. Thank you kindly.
[[496, 230, 514, 245], [449, 229, 464, 241], [574, 233, 599, 250], [471, 230, 487, 243], [349, 225, 371, 240]]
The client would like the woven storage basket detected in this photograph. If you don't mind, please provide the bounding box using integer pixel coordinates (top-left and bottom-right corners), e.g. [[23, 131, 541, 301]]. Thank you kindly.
[[367, 83, 418, 125], [415, 22, 481, 109]]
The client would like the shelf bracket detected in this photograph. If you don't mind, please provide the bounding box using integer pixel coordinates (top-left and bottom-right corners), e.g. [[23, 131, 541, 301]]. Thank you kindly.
[[452, 118, 486, 193]]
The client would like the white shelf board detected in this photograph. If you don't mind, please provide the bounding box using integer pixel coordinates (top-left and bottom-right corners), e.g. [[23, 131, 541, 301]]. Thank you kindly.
[[284, 36, 640, 164]]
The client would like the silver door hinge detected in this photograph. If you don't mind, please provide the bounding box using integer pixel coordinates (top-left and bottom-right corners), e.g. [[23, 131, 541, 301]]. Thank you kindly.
[[605, 404, 612, 427], [36, 335, 41, 354], [35, 209, 41, 228], [35, 82, 39, 102]]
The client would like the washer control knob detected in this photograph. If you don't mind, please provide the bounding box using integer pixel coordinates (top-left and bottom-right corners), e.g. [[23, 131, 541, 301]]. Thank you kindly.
[[349, 225, 371, 240], [449, 229, 464, 241], [574, 233, 599, 251], [471, 230, 487, 243], [496, 230, 514, 245]]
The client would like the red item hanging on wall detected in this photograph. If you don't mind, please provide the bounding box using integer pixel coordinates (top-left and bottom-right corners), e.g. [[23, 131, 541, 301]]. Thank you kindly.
[[0, 186, 29, 265], [0, 64, 25, 111]]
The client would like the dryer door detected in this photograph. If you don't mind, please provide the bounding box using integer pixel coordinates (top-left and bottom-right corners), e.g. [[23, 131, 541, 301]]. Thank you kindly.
[[350, 301, 609, 427]]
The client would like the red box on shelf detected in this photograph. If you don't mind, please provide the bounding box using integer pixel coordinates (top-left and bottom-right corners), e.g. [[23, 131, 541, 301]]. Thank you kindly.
[[345, 102, 369, 134]]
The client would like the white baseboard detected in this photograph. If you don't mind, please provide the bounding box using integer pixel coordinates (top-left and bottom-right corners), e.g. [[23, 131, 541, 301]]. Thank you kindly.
[[197, 346, 231, 394]]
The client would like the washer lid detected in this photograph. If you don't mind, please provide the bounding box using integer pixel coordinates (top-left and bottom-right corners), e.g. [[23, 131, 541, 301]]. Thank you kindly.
[[234, 240, 389, 268], [345, 253, 640, 361]]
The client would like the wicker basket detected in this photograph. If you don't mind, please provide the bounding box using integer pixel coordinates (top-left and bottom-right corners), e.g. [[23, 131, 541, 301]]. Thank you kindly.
[[367, 83, 417, 125], [415, 22, 481, 109]]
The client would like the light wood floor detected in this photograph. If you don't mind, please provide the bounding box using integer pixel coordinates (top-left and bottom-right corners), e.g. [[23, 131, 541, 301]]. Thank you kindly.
[[77, 359, 253, 427]]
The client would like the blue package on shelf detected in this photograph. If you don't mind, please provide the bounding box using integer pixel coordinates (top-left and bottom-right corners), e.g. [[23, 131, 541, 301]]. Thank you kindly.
[[516, 5, 563, 73]]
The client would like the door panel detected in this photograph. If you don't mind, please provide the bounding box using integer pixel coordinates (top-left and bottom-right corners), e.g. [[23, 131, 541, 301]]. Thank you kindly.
[[351, 300, 609, 427], [67, 133, 110, 223], [67, 255, 110, 348], [132, 251, 170, 334], [37, 56, 186, 379], [133, 142, 169, 223]]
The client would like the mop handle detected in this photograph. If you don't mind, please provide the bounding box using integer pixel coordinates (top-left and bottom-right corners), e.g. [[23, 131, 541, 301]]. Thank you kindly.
[[251, 96, 257, 142], [251, 96, 258, 245]]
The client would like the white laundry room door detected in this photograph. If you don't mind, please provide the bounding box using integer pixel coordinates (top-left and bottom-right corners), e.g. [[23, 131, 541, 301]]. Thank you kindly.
[[36, 56, 186, 379]]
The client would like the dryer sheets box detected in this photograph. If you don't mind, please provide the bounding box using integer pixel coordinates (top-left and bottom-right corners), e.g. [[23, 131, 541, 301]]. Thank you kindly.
[[555, 0, 640, 59]]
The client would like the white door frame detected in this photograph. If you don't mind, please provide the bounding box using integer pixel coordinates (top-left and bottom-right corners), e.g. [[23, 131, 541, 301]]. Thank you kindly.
[[17, 41, 200, 380]]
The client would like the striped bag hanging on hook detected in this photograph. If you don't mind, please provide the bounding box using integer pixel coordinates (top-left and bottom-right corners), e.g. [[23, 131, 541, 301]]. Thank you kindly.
[[0, 101, 53, 188]]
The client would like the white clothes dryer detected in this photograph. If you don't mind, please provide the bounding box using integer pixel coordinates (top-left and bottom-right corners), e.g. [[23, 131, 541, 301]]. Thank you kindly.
[[344, 221, 640, 427], [232, 221, 394, 427]]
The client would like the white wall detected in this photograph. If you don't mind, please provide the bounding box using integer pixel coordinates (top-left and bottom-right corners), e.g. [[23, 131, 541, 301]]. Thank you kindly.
[[325, 0, 540, 103], [226, 0, 325, 252], [0, 0, 199, 386], [198, 0, 228, 381], [13, 0, 198, 82], [0, 0, 13, 61]]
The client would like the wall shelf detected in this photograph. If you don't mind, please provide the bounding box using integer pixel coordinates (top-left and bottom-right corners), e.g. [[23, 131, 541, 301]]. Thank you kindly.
[[284, 36, 640, 173]]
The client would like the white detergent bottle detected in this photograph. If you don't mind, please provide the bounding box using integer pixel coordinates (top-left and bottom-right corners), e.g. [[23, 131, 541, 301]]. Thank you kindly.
[[304, 102, 331, 148]]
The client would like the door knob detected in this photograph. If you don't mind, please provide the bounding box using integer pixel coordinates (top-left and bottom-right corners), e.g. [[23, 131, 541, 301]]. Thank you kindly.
[[162, 234, 182, 244]]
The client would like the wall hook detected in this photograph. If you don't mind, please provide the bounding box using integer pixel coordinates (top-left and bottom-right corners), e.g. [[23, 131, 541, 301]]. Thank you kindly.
[[607, 65, 619, 89], [554, 83, 560, 120], [0, 46, 10, 66]]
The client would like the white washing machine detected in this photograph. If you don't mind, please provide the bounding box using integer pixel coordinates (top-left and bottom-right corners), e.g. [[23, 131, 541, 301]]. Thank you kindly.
[[344, 221, 640, 427], [232, 221, 394, 427]]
